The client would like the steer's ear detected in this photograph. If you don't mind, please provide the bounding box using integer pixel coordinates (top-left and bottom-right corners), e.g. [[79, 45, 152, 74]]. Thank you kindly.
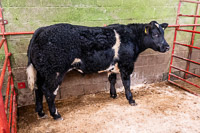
[[160, 23, 168, 30], [144, 24, 152, 35]]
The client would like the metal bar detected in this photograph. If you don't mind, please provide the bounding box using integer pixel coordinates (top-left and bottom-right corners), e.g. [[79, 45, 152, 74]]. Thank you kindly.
[[0, 7, 10, 133], [175, 42, 200, 50], [0, 37, 5, 49], [0, 31, 34, 35], [178, 14, 200, 17], [173, 55, 200, 65], [168, 0, 182, 81], [0, 91, 9, 133], [4, 75, 11, 113], [177, 28, 200, 34], [14, 91, 17, 133], [168, 80, 200, 96], [185, 3, 200, 79], [8, 77, 14, 131], [170, 65, 200, 78], [168, 24, 200, 27], [11, 92, 16, 133], [181, 0, 200, 4], [170, 73, 200, 88], [0, 55, 9, 91]]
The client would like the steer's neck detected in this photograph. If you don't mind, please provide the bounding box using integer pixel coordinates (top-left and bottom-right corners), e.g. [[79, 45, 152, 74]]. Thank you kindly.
[[127, 24, 148, 53]]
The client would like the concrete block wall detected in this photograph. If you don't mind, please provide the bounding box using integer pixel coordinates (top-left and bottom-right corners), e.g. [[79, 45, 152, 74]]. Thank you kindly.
[[1, 0, 200, 106]]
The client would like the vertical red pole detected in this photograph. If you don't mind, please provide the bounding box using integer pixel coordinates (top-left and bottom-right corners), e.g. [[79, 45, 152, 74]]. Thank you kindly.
[[184, 3, 200, 79], [4, 76, 11, 113], [0, 57, 10, 133], [0, 91, 9, 133], [168, 0, 182, 81], [11, 93, 16, 133]]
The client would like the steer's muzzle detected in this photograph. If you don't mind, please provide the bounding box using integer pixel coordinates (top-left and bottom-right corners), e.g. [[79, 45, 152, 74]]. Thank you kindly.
[[159, 43, 170, 53]]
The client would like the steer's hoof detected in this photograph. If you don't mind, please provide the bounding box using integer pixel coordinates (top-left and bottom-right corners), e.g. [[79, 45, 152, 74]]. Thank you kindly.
[[53, 112, 62, 120], [38, 111, 47, 119], [129, 100, 137, 106], [55, 117, 64, 121], [39, 114, 48, 119], [110, 94, 117, 99]]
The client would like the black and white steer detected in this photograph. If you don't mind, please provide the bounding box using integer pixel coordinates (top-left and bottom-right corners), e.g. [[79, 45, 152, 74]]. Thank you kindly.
[[27, 21, 170, 120]]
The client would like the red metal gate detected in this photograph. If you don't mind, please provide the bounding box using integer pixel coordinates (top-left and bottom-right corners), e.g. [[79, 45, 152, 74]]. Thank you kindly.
[[0, 8, 17, 133], [168, 0, 200, 96]]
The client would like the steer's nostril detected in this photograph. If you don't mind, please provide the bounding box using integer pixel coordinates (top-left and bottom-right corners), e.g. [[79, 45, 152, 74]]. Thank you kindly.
[[166, 46, 170, 51]]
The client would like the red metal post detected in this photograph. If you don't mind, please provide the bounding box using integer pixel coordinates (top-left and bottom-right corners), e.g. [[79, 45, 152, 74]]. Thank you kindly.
[[0, 37, 5, 49], [0, 90, 9, 133], [4, 76, 11, 112], [168, 0, 182, 81], [11, 93, 17, 133]]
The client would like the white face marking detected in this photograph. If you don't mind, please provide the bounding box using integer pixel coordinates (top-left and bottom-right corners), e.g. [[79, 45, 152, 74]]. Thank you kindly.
[[112, 30, 121, 60], [155, 23, 159, 28], [53, 86, 59, 95], [71, 58, 81, 65], [26, 64, 37, 91]]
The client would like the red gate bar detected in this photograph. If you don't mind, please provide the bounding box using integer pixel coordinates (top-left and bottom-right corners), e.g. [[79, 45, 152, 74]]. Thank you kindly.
[[168, 80, 200, 96], [0, 90, 9, 133], [175, 42, 200, 50], [181, 0, 200, 4], [170, 65, 200, 78], [0, 37, 5, 49], [177, 29, 200, 34], [11, 91, 17, 133], [178, 14, 200, 17], [168, 24, 200, 27], [4, 75, 11, 112], [0, 54, 10, 89], [169, 73, 200, 88], [0, 31, 34, 35], [173, 55, 200, 65]]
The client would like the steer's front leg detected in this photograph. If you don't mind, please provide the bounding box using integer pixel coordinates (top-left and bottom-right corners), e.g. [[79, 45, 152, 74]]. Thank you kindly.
[[120, 72, 137, 106]]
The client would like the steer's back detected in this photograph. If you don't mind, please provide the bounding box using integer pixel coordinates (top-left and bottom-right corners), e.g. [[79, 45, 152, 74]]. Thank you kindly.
[[28, 23, 117, 75]]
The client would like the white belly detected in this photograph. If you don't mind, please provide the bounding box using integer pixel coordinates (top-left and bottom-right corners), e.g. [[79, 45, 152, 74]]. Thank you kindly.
[[98, 63, 119, 73]]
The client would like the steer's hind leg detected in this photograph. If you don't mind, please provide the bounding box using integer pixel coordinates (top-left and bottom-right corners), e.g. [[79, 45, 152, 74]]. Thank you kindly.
[[108, 73, 117, 99], [42, 73, 64, 120], [35, 73, 46, 118]]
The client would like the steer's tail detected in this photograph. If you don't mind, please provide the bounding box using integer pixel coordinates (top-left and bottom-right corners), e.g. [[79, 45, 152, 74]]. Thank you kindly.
[[26, 28, 43, 91]]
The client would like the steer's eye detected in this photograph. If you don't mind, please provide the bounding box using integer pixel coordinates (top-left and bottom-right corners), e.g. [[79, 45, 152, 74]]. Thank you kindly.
[[153, 34, 159, 38]]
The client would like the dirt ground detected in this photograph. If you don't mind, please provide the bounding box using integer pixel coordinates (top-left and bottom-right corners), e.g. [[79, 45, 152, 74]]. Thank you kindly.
[[18, 80, 200, 133]]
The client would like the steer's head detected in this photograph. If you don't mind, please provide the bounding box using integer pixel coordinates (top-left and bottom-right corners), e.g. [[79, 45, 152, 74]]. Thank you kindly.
[[143, 21, 170, 53]]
